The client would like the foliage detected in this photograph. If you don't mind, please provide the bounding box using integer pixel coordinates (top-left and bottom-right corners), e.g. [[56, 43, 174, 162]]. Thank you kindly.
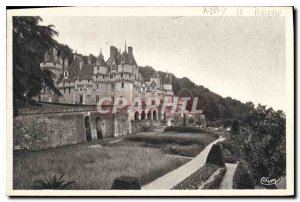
[[13, 119, 48, 150], [33, 174, 75, 189], [231, 104, 286, 184], [13, 16, 61, 115], [13, 142, 188, 189], [126, 132, 218, 157], [164, 126, 219, 138], [231, 120, 240, 134]]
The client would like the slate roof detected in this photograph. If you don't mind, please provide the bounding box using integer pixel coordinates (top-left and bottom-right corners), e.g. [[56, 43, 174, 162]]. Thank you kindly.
[[44, 47, 63, 65], [65, 56, 94, 81], [62, 46, 138, 82]]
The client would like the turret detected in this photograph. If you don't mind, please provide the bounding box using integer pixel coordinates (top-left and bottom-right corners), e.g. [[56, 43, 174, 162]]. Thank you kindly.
[[163, 73, 172, 91], [110, 46, 117, 56]]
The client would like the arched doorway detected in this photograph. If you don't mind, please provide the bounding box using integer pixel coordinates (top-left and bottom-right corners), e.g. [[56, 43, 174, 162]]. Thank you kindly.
[[85, 116, 92, 141], [96, 117, 103, 140], [153, 110, 157, 120], [141, 111, 146, 120], [134, 111, 139, 120], [147, 111, 152, 120]]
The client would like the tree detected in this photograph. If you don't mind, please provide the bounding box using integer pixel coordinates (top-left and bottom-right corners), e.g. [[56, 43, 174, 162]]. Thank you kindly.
[[13, 16, 61, 115], [232, 104, 286, 184]]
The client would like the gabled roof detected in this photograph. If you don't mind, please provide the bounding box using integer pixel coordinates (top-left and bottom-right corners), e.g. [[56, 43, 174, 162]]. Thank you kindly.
[[96, 53, 106, 67], [151, 72, 161, 79], [106, 51, 122, 70], [44, 47, 62, 65], [65, 56, 94, 81], [150, 80, 157, 88]]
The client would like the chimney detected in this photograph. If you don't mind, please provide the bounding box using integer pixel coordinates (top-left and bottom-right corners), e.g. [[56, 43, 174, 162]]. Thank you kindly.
[[87, 55, 91, 64], [64, 59, 68, 67], [128, 47, 133, 55], [79, 60, 83, 70], [74, 50, 77, 60], [110, 46, 117, 56]]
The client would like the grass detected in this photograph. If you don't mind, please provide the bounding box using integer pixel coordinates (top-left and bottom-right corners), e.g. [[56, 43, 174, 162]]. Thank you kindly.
[[13, 131, 219, 190], [164, 126, 220, 137], [13, 142, 189, 190], [124, 132, 218, 157]]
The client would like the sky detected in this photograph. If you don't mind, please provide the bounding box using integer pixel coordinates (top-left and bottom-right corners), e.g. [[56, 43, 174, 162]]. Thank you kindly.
[[41, 16, 286, 111]]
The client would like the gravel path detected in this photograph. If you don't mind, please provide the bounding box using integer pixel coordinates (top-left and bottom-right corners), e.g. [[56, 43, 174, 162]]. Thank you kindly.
[[219, 163, 238, 189], [142, 137, 225, 190]]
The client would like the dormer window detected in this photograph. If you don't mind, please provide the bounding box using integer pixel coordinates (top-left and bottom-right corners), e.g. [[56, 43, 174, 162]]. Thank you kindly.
[[45, 52, 49, 60], [64, 71, 68, 78]]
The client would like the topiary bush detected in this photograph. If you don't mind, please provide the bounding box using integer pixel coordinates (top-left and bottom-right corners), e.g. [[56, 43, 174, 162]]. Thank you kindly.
[[205, 144, 225, 167]]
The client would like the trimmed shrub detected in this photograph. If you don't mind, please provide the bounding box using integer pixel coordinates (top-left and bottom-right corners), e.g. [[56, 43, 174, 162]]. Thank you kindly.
[[164, 126, 219, 138], [206, 144, 225, 167], [231, 120, 240, 134], [111, 176, 141, 190], [233, 161, 255, 189]]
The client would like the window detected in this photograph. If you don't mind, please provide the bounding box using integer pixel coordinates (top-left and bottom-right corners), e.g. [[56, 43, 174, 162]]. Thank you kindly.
[[64, 88, 66, 93], [68, 88, 71, 93], [111, 83, 115, 91], [121, 83, 124, 88], [79, 77, 82, 82], [96, 95, 100, 103], [64, 71, 68, 78], [121, 73, 123, 78], [110, 74, 113, 79], [54, 62, 56, 66], [96, 75, 98, 79]]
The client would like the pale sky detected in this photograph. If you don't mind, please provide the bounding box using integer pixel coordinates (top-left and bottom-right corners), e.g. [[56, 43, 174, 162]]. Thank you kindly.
[[41, 16, 286, 111]]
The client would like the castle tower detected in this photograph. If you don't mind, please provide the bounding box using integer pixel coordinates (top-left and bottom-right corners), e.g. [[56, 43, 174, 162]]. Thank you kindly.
[[40, 47, 63, 82]]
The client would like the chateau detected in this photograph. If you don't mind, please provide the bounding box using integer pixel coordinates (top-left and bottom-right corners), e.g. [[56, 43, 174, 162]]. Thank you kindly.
[[14, 44, 205, 150], [39, 45, 178, 121]]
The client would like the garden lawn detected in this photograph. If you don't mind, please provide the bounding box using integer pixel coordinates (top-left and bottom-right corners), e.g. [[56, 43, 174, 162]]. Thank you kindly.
[[125, 131, 218, 157], [13, 130, 218, 190], [13, 143, 189, 190]]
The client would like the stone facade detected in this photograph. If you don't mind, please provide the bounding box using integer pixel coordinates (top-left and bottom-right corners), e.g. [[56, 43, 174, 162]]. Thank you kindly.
[[13, 109, 131, 150], [39, 45, 174, 121]]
